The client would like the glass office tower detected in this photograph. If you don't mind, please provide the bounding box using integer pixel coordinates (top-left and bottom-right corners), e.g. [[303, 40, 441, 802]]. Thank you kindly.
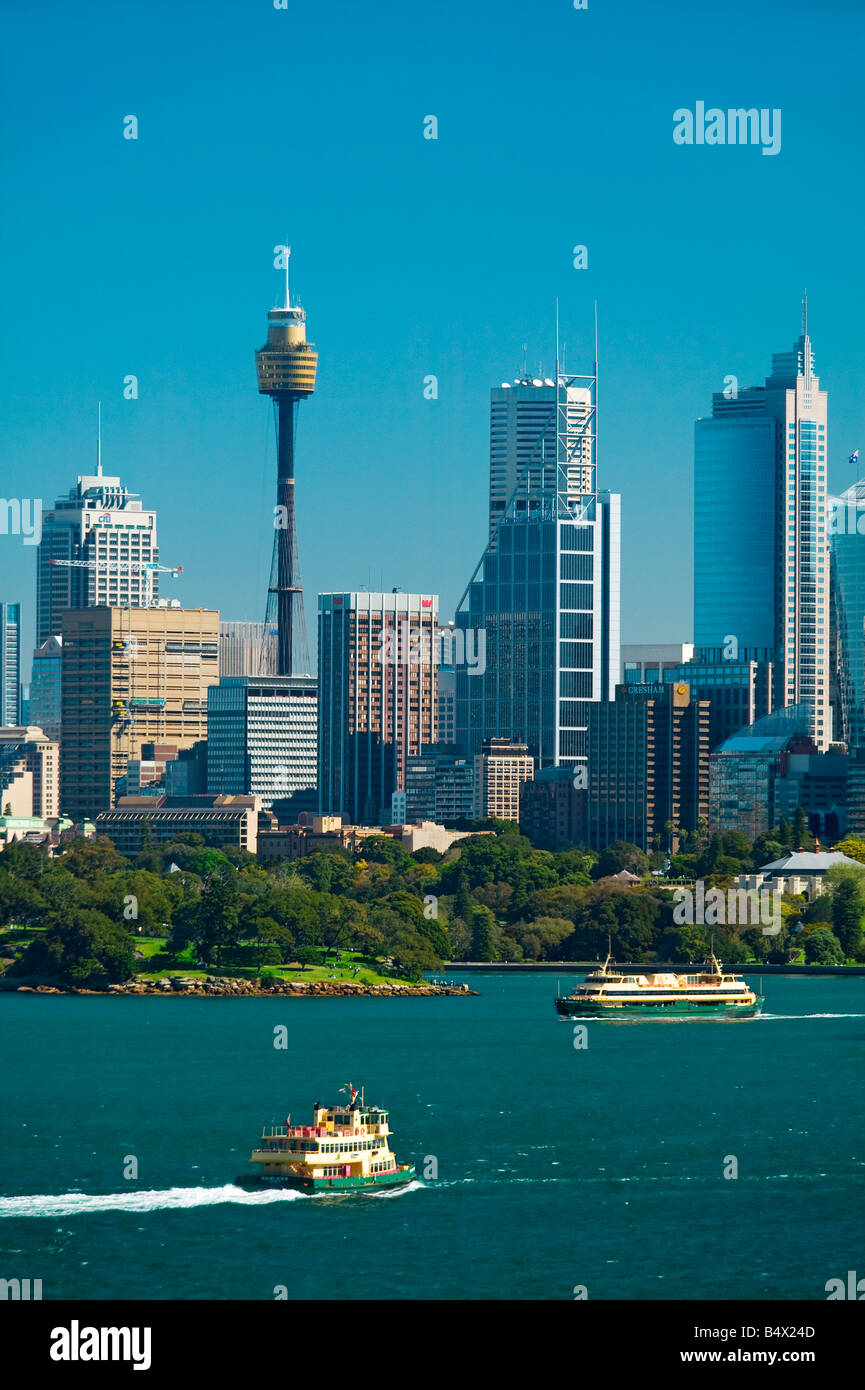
[[0, 602, 22, 727], [694, 394, 777, 656], [694, 311, 829, 748], [830, 479, 865, 753], [456, 360, 620, 774]]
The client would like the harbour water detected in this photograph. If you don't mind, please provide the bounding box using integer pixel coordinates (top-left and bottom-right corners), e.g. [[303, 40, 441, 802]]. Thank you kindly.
[[1, 972, 863, 1300]]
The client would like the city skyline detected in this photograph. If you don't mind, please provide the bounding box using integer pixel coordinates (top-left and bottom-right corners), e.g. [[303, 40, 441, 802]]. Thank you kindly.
[[2, 0, 863, 674]]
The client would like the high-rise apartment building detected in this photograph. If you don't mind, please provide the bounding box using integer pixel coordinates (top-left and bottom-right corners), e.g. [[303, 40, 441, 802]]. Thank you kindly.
[[457, 354, 620, 774], [0, 602, 22, 726], [29, 635, 62, 743], [60, 606, 219, 819], [206, 674, 317, 814], [472, 737, 533, 822], [318, 592, 438, 824], [587, 682, 710, 853], [36, 467, 160, 646], [694, 308, 830, 748]]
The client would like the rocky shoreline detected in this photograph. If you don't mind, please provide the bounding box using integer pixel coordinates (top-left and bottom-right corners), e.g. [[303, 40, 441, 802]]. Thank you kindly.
[[2, 976, 477, 998]]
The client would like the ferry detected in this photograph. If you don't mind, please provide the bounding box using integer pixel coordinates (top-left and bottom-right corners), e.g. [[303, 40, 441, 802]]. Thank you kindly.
[[236, 1084, 416, 1192], [555, 951, 762, 1018]]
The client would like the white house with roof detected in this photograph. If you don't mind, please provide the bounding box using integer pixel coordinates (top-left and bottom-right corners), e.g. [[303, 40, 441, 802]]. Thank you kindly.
[[739, 850, 859, 900]]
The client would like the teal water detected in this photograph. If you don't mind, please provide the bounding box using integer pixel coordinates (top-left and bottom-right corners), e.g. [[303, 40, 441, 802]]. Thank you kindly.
[[1, 973, 863, 1301]]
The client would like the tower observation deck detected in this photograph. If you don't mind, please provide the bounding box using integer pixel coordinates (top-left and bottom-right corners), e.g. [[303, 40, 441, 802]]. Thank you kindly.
[[255, 249, 318, 675]]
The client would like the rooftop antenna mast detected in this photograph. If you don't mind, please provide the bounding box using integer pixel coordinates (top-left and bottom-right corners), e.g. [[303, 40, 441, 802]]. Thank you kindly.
[[97, 401, 102, 477], [802, 289, 808, 338], [284, 242, 291, 310]]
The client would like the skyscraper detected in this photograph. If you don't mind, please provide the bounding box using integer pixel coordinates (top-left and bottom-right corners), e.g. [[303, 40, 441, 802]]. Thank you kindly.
[[206, 673, 317, 814], [29, 635, 62, 743], [0, 603, 22, 727], [318, 592, 438, 824], [694, 305, 830, 748], [456, 346, 620, 773], [255, 251, 317, 676], [60, 606, 219, 819], [489, 377, 594, 541], [36, 462, 160, 646], [829, 478, 865, 753], [588, 682, 710, 853]]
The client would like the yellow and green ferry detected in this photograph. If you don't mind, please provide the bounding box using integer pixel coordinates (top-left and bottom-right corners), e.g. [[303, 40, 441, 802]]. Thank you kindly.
[[555, 951, 762, 1019], [237, 1085, 416, 1192]]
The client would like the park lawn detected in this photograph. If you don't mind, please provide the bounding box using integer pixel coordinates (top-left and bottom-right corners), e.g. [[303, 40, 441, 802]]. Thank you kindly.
[[134, 949, 398, 987]]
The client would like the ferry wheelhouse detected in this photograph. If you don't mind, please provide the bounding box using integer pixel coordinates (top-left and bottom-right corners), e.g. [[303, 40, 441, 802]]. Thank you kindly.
[[237, 1085, 416, 1191], [555, 952, 761, 1018]]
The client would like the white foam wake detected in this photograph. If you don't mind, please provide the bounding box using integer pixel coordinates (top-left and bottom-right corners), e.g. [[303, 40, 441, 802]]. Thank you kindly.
[[362, 1179, 425, 1199], [757, 1012, 865, 1021], [0, 1184, 307, 1218]]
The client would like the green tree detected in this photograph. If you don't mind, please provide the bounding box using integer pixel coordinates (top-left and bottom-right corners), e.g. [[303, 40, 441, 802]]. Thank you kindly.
[[829, 873, 865, 957], [793, 806, 810, 849], [10, 908, 135, 985], [803, 925, 844, 964], [593, 842, 649, 880], [470, 905, 498, 961]]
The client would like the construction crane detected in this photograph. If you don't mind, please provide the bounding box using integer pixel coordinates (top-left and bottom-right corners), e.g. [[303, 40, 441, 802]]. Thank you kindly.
[[47, 557, 183, 608]]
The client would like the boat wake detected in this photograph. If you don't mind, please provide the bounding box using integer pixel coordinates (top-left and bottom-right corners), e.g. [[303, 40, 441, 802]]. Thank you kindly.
[[0, 1184, 309, 1219], [757, 1012, 865, 1021], [362, 1179, 425, 1199]]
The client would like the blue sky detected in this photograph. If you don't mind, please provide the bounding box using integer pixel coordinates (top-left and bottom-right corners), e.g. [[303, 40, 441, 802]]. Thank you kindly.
[[2, 0, 863, 676]]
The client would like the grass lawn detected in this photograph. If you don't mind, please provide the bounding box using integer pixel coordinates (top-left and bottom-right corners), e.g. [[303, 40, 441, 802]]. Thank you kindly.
[[134, 948, 398, 987]]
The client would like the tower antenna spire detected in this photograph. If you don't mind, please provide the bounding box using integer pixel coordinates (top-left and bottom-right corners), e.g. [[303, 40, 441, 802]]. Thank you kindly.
[[97, 401, 102, 477], [284, 243, 292, 311], [802, 289, 808, 338]]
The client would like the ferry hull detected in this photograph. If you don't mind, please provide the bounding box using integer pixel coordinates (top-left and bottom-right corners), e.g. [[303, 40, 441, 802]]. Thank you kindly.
[[555, 997, 762, 1019], [236, 1164, 416, 1192]]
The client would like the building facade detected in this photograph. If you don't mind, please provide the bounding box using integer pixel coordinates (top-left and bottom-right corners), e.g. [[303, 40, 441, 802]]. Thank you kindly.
[[621, 643, 695, 684], [318, 591, 438, 824], [60, 606, 219, 819], [829, 480, 865, 754], [29, 635, 62, 742], [0, 726, 59, 819], [489, 378, 595, 540], [219, 620, 278, 678], [519, 764, 587, 849], [403, 748, 473, 823], [206, 674, 317, 814], [472, 737, 533, 822], [663, 652, 775, 753], [587, 682, 710, 852], [457, 358, 620, 777], [36, 469, 160, 646], [694, 312, 830, 748], [707, 703, 814, 840], [96, 794, 259, 855], [0, 602, 21, 726]]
